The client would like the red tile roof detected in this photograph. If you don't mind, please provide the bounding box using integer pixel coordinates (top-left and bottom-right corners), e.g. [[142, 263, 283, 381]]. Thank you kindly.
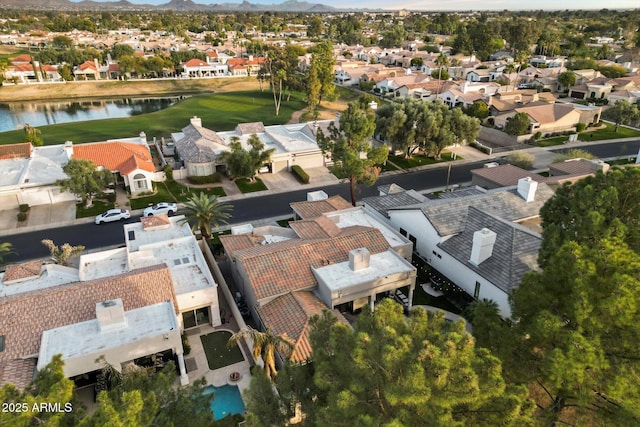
[[290, 195, 353, 219], [73, 142, 155, 175], [233, 226, 390, 301], [141, 214, 170, 229], [289, 216, 341, 239], [0, 143, 32, 160], [256, 291, 345, 363], [3, 260, 42, 284], [0, 264, 176, 387], [183, 58, 209, 67], [78, 60, 98, 72], [9, 54, 32, 64]]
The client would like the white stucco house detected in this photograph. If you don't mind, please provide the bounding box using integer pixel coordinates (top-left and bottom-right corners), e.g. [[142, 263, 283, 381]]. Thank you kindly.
[[0, 215, 220, 389], [172, 117, 329, 177], [363, 179, 554, 317]]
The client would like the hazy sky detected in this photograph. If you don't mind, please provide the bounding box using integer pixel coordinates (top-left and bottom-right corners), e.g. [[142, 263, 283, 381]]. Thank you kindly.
[[85, 0, 639, 10]]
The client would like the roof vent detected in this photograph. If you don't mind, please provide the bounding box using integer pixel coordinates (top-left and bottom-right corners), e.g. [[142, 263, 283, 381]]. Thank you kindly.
[[96, 298, 128, 333]]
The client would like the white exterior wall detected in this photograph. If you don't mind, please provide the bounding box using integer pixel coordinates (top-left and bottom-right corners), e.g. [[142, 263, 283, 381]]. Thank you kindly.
[[387, 210, 442, 259], [39, 328, 182, 378], [185, 161, 216, 177], [430, 247, 511, 317], [176, 286, 221, 327]]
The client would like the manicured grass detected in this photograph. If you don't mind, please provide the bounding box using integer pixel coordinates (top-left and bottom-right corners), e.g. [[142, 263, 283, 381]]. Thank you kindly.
[[389, 152, 458, 169], [0, 90, 307, 145], [130, 183, 175, 210], [235, 177, 267, 193], [537, 122, 640, 147], [200, 331, 245, 370], [130, 181, 226, 209], [76, 200, 114, 219], [333, 86, 361, 102], [380, 161, 399, 172]]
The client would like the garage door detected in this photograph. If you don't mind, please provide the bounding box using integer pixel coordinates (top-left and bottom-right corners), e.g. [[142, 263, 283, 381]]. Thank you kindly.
[[294, 153, 324, 169], [272, 160, 289, 173]]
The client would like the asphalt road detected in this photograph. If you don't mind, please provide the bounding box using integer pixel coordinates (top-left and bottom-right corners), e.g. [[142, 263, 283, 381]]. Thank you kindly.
[[4, 139, 640, 263]]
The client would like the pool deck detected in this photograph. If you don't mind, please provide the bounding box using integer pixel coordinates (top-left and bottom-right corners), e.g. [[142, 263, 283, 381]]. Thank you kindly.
[[185, 323, 252, 394]]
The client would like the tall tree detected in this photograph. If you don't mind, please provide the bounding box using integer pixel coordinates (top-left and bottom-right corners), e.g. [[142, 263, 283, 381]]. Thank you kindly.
[[56, 159, 114, 208], [557, 70, 576, 92], [41, 239, 85, 266], [179, 192, 231, 242], [0, 355, 77, 427], [480, 168, 640, 425], [305, 40, 335, 114], [263, 45, 298, 116], [219, 134, 275, 182], [228, 327, 294, 381], [505, 112, 531, 136], [604, 99, 640, 132], [242, 369, 287, 427], [317, 100, 388, 206], [308, 300, 534, 426]]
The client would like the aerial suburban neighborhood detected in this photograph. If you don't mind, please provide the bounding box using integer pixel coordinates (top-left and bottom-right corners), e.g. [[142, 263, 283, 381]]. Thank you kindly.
[[0, 2, 639, 426]]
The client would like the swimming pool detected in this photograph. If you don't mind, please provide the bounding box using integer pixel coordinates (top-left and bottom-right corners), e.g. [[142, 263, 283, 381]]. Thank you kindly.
[[203, 384, 246, 420]]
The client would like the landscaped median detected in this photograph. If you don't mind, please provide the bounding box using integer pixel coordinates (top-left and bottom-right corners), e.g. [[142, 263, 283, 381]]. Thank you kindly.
[[234, 178, 268, 193]]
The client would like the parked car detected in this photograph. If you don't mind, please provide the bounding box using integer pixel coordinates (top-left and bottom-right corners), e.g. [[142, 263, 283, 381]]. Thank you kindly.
[[95, 209, 131, 224], [143, 202, 178, 217]]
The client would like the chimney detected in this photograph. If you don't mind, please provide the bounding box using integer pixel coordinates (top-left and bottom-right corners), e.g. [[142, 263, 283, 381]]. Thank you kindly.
[[190, 116, 202, 127], [349, 248, 370, 271], [307, 190, 328, 201], [64, 141, 74, 159], [96, 299, 128, 333], [369, 101, 378, 110], [461, 81, 468, 93], [517, 177, 538, 202], [469, 228, 497, 266], [139, 131, 147, 146]]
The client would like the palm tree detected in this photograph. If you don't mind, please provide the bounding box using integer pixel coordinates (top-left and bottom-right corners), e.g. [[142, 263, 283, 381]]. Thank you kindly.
[[41, 239, 85, 266], [435, 52, 450, 97], [504, 62, 517, 91], [179, 192, 232, 241], [0, 242, 15, 265], [228, 327, 294, 381]]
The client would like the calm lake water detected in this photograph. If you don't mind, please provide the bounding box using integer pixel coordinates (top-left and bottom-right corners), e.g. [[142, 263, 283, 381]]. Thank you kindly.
[[0, 96, 185, 133]]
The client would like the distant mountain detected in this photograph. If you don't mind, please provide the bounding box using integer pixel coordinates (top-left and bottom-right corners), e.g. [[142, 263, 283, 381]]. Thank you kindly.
[[0, 0, 337, 12]]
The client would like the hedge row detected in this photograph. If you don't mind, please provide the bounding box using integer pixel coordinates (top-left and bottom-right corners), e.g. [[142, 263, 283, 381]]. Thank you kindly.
[[187, 173, 221, 185], [470, 141, 492, 155], [291, 165, 310, 184]]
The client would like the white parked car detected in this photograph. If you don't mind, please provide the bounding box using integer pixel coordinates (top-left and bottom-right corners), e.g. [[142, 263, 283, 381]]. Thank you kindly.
[[95, 209, 131, 224], [143, 202, 178, 217]]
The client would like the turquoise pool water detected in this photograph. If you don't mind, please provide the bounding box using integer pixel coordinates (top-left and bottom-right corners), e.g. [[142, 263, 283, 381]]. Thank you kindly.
[[204, 384, 246, 420]]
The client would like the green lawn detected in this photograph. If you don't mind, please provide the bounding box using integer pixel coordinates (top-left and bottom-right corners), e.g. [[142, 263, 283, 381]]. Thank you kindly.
[[380, 161, 399, 172], [76, 200, 114, 219], [409, 285, 462, 315], [0, 90, 307, 145], [537, 122, 640, 147], [235, 178, 267, 193], [130, 181, 226, 210], [389, 152, 458, 169], [200, 331, 245, 371]]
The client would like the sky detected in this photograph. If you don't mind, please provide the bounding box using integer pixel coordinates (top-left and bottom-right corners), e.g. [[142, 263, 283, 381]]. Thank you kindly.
[[85, 0, 640, 10]]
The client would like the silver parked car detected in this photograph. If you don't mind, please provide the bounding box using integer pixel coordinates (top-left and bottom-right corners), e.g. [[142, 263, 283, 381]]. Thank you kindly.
[[143, 202, 178, 217]]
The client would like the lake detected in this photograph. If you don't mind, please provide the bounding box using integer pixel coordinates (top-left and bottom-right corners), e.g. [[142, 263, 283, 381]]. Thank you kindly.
[[0, 96, 186, 133]]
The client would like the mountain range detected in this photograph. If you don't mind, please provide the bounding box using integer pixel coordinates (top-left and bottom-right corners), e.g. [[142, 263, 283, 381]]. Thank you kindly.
[[0, 0, 338, 12]]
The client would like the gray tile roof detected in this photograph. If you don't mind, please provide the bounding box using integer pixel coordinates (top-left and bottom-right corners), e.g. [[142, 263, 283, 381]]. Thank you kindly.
[[437, 186, 488, 199], [236, 122, 265, 135], [174, 123, 228, 163], [402, 183, 554, 236], [439, 206, 542, 293], [363, 189, 428, 217]]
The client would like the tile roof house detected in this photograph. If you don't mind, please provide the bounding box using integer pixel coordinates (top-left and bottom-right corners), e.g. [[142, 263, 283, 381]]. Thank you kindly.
[[471, 164, 548, 189], [220, 201, 417, 363], [71, 136, 157, 195], [255, 291, 348, 363], [493, 103, 583, 136], [290, 195, 354, 219], [0, 263, 186, 388], [366, 178, 554, 317]]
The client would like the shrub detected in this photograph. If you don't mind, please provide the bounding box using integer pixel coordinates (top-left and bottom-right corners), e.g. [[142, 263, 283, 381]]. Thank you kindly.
[[534, 131, 542, 140], [106, 193, 116, 203], [505, 152, 535, 170], [17, 212, 27, 222], [164, 165, 174, 182], [187, 173, 221, 185], [291, 165, 310, 184], [18, 204, 30, 213], [575, 123, 586, 132], [470, 141, 492, 155], [181, 333, 191, 355]]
